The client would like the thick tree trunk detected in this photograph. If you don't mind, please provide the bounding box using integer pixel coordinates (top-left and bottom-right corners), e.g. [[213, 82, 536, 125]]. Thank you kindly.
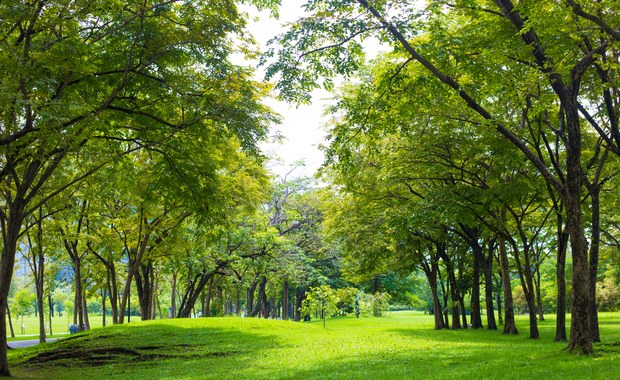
[[256, 276, 269, 318], [421, 256, 444, 330], [484, 241, 497, 330], [498, 232, 518, 335], [564, 99, 592, 354], [177, 271, 214, 318], [136, 262, 154, 320], [470, 254, 482, 329]]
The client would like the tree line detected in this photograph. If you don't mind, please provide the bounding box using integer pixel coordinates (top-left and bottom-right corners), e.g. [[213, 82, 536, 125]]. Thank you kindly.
[[2, 1, 620, 377]]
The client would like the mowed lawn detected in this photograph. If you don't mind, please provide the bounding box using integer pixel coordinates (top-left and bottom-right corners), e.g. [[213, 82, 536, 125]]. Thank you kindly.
[[8, 311, 620, 379]]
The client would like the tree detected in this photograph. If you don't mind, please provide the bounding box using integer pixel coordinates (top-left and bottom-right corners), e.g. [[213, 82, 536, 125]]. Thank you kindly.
[[301, 285, 338, 327], [265, 0, 620, 354], [0, 0, 275, 374]]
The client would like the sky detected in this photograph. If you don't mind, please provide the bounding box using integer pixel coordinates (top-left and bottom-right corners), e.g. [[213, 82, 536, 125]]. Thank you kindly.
[[243, 1, 331, 179]]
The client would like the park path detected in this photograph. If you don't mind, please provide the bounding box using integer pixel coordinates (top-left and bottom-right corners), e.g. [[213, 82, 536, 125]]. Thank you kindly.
[[8, 338, 58, 349]]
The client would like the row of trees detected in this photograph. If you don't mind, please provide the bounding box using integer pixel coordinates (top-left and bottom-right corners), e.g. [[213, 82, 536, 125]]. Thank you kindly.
[[0, 0, 284, 376], [264, 0, 620, 355], [3, 2, 620, 378]]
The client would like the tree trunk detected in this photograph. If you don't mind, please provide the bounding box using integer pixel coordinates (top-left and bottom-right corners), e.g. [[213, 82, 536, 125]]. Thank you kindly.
[[484, 241, 497, 330], [555, 218, 568, 341], [421, 256, 444, 330], [236, 288, 242, 316], [470, 253, 482, 329], [496, 278, 503, 326], [246, 279, 258, 317], [206, 277, 214, 317], [459, 295, 468, 329], [171, 271, 177, 318], [108, 264, 119, 324], [48, 294, 53, 336], [588, 187, 601, 342], [283, 281, 289, 320], [439, 245, 461, 329], [295, 287, 305, 322], [257, 276, 269, 318], [511, 241, 539, 339], [136, 262, 154, 320], [177, 270, 215, 318], [535, 262, 544, 321], [564, 99, 592, 354], [73, 260, 85, 331], [102, 288, 106, 327], [439, 275, 450, 329], [498, 231, 518, 335], [82, 291, 90, 330]]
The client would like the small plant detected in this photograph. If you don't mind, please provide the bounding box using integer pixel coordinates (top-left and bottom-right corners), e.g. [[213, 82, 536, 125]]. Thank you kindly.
[[300, 285, 338, 327]]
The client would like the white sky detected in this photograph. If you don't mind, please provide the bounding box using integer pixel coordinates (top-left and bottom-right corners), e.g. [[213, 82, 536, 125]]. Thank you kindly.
[[242, 1, 331, 179], [239, 1, 386, 179]]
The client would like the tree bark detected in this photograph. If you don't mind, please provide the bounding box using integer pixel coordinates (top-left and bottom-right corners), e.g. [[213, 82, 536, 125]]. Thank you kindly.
[[246, 279, 258, 317], [484, 240, 497, 329], [283, 281, 289, 320], [588, 186, 601, 342], [555, 217, 569, 341], [498, 231, 518, 335], [421, 252, 445, 329], [295, 287, 305, 321], [48, 294, 53, 336], [102, 288, 106, 327], [470, 253, 482, 329]]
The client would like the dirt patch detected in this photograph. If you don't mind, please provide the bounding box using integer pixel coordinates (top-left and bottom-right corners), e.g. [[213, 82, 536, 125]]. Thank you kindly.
[[22, 347, 141, 367], [19, 345, 242, 368]]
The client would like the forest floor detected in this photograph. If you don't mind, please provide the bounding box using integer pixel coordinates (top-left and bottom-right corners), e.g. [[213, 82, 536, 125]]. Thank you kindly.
[[8, 311, 620, 379]]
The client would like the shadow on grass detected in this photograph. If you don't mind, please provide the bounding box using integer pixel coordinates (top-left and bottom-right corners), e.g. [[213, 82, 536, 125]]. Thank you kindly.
[[11, 321, 282, 378]]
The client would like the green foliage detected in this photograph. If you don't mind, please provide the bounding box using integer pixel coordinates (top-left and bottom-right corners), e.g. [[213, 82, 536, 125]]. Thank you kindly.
[[597, 278, 620, 312], [300, 285, 338, 324], [11, 288, 37, 318], [357, 291, 391, 317]]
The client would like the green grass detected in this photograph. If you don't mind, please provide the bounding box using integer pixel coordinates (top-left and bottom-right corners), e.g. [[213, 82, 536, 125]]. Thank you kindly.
[[7, 314, 109, 341], [8, 311, 620, 379]]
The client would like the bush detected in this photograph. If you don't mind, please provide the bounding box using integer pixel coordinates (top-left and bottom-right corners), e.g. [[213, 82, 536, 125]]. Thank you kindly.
[[597, 278, 620, 311]]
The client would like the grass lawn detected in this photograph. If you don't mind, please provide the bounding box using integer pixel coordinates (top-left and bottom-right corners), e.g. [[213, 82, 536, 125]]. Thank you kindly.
[[7, 314, 109, 341], [8, 311, 620, 379]]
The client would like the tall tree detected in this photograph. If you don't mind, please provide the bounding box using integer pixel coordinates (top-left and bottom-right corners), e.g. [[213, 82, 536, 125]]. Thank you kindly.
[[0, 0, 274, 374], [265, 0, 619, 353]]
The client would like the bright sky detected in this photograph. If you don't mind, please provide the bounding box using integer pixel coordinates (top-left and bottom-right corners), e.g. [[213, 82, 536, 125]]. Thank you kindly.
[[243, 1, 330, 179], [240, 1, 386, 179]]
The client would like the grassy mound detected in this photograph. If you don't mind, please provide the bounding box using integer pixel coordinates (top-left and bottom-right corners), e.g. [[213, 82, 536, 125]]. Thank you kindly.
[[9, 312, 620, 379]]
